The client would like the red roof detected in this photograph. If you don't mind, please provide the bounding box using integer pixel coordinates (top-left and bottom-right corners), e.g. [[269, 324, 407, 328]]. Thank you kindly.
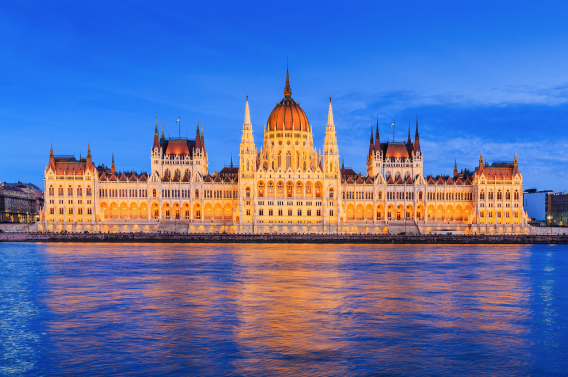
[[165, 140, 190, 155], [385, 143, 410, 159]]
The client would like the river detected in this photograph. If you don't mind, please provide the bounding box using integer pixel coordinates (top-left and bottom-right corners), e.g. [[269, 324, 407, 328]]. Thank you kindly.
[[1, 243, 567, 375]]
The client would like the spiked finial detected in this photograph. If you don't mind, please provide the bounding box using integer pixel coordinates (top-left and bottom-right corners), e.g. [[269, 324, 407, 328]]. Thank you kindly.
[[327, 98, 334, 126], [230, 154, 233, 168], [514, 149, 518, 163], [196, 114, 200, 135], [111, 153, 116, 174], [284, 62, 292, 98], [407, 124, 411, 144], [50, 142, 54, 157], [161, 120, 165, 140], [87, 144, 91, 158], [244, 96, 251, 126]]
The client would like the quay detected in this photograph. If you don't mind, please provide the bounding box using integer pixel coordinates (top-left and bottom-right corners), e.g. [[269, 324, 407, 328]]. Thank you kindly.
[[1, 232, 568, 244]]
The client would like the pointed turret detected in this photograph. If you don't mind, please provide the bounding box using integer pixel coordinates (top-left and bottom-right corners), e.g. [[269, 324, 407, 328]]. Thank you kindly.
[[47, 143, 56, 171], [323, 97, 339, 175], [161, 120, 165, 141], [368, 127, 375, 156], [239, 96, 256, 174], [111, 154, 116, 174], [194, 116, 202, 150], [407, 124, 411, 144], [454, 159, 458, 179], [153, 115, 160, 149], [374, 118, 380, 151], [230, 154, 233, 168], [414, 118, 421, 152], [342, 158, 344, 170], [478, 149, 484, 172], [513, 150, 519, 175], [284, 64, 292, 98], [200, 122, 205, 153]]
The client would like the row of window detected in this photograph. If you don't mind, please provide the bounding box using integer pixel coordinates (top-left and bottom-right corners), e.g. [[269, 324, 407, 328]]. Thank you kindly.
[[258, 209, 333, 217], [257, 201, 323, 206], [480, 190, 520, 200], [204, 190, 238, 199], [48, 185, 92, 196], [49, 207, 92, 215], [99, 189, 148, 198], [255, 181, 328, 198]]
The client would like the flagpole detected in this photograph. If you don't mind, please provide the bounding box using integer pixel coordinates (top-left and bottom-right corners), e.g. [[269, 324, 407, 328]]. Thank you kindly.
[[179, 116, 180, 138], [393, 120, 395, 143]]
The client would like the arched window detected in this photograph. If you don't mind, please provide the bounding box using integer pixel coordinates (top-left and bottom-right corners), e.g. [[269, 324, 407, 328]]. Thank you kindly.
[[286, 182, 293, 196], [245, 187, 251, 198], [277, 181, 284, 194], [174, 169, 180, 177], [315, 182, 322, 197], [77, 186, 82, 196], [514, 190, 519, 200], [306, 182, 312, 194], [246, 160, 250, 171], [67, 186, 73, 196], [497, 190, 502, 200], [184, 169, 190, 178], [153, 188, 157, 198], [506, 191, 511, 200], [258, 181, 265, 197], [378, 190, 383, 200], [165, 169, 171, 177], [268, 181, 274, 193], [286, 152, 291, 170], [329, 187, 334, 198], [418, 191, 423, 200], [296, 181, 303, 195], [86, 186, 92, 196], [48, 185, 54, 196], [303, 161, 306, 171], [296, 152, 300, 169], [488, 191, 493, 200], [194, 189, 199, 199], [278, 152, 282, 168]]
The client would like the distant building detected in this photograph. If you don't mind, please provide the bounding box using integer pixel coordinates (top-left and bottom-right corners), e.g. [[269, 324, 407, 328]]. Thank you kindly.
[[0, 182, 40, 223], [523, 189, 553, 222], [548, 192, 568, 226]]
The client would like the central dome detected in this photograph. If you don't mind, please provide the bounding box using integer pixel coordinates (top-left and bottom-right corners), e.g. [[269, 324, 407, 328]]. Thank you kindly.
[[266, 67, 309, 132]]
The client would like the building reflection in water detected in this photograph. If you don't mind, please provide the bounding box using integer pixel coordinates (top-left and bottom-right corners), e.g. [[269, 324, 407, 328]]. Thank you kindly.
[[30, 243, 554, 375]]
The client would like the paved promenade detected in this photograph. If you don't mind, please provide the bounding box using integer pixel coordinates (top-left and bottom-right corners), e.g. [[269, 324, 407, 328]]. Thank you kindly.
[[1, 232, 568, 244]]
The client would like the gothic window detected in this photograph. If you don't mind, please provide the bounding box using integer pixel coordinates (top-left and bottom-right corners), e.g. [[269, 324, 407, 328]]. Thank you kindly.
[[268, 181, 274, 193], [258, 181, 265, 197], [48, 185, 54, 196], [245, 187, 251, 198], [278, 152, 282, 168], [165, 169, 170, 178], [67, 186, 73, 196], [315, 182, 322, 197], [306, 182, 312, 194], [506, 191, 511, 200], [77, 186, 82, 196], [514, 190, 519, 200], [277, 181, 284, 194], [296, 152, 300, 169], [286, 182, 293, 196], [296, 182, 303, 195], [378, 190, 383, 200], [480, 190, 485, 200], [303, 161, 306, 171], [497, 190, 502, 200], [286, 152, 291, 170], [195, 189, 199, 199], [329, 187, 334, 198], [86, 186, 92, 196], [418, 191, 423, 200], [175, 169, 180, 177], [488, 191, 494, 200]]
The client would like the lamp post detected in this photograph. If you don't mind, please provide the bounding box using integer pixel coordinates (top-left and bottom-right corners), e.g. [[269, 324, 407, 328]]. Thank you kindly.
[[547, 215, 552, 235]]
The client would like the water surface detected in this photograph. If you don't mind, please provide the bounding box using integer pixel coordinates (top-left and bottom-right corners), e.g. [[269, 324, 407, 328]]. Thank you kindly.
[[1, 243, 567, 376]]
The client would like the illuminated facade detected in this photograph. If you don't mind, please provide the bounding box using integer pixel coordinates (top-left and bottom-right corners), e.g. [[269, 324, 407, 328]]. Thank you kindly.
[[42, 68, 530, 234]]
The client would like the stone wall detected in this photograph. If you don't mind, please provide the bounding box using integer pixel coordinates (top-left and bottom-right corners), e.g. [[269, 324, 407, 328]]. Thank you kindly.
[[530, 226, 568, 235]]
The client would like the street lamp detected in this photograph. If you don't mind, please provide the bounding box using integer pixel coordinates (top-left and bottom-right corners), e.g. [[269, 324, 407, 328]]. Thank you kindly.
[[547, 215, 552, 235]]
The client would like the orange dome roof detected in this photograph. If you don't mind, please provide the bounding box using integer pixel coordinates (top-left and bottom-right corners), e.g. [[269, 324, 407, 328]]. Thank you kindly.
[[266, 67, 309, 132]]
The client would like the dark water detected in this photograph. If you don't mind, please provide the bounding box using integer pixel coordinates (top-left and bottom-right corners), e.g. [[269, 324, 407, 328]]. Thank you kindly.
[[1, 243, 567, 376]]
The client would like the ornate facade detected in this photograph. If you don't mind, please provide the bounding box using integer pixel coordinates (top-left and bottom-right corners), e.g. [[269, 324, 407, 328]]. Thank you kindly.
[[42, 68, 530, 234]]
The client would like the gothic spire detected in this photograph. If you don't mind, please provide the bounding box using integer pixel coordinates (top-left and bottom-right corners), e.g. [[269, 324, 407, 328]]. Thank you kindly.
[[454, 159, 458, 179], [407, 124, 411, 144], [414, 118, 421, 152], [111, 153, 116, 174], [375, 118, 381, 151], [87, 144, 91, 158], [161, 120, 165, 140], [244, 96, 251, 127], [284, 62, 292, 98], [50, 142, 54, 158], [327, 97, 334, 126]]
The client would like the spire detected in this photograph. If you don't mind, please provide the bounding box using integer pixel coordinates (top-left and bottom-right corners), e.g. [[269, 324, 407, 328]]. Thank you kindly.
[[513, 150, 519, 175], [375, 118, 380, 151], [50, 142, 54, 158], [200, 122, 205, 152], [161, 120, 165, 140], [153, 116, 160, 149], [478, 149, 484, 172], [368, 126, 375, 158], [414, 118, 421, 152], [230, 154, 233, 168], [111, 153, 116, 174], [327, 97, 334, 126], [453, 159, 458, 179], [342, 158, 344, 170], [244, 96, 251, 126], [407, 124, 411, 144], [284, 62, 292, 98], [87, 144, 91, 158]]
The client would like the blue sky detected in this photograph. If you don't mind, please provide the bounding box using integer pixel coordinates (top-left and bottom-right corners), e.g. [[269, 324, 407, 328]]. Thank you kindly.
[[2, 1, 568, 191]]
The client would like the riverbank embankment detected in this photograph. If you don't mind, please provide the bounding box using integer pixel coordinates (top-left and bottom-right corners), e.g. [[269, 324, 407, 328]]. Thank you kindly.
[[1, 232, 568, 244]]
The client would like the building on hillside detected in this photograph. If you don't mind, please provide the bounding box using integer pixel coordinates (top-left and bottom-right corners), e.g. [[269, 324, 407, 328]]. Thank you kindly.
[[0, 182, 39, 223], [524, 189, 553, 224], [547, 192, 568, 226], [41, 68, 530, 234]]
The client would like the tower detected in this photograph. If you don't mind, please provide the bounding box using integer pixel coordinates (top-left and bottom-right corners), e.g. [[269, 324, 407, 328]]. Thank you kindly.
[[366, 126, 375, 176], [323, 98, 340, 177], [239, 96, 257, 225]]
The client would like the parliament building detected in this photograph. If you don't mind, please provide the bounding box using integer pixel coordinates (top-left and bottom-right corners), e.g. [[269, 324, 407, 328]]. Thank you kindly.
[[42, 68, 530, 234]]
